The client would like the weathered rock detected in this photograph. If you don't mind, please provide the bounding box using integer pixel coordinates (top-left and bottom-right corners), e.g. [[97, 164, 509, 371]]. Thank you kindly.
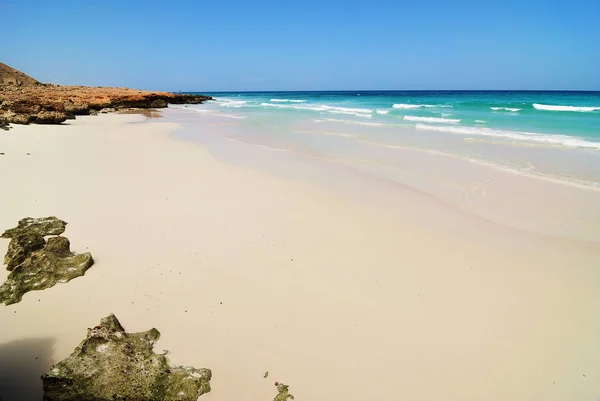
[[0, 236, 93, 305], [2, 216, 67, 238], [42, 314, 212, 401], [88, 109, 98, 116], [149, 99, 167, 108], [0, 116, 9, 130], [4, 230, 46, 271], [35, 110, 68, 124], [274, 382, 295, 401]]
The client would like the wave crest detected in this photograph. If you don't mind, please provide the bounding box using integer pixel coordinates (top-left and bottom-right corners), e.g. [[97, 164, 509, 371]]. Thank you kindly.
[[404, 116, 460, 124], [393, 103, 451, 109], [533, 103, 600, 112], [415, 124, 600, 149], [270, 99, 307, 103], [491, 107, 521, 112]]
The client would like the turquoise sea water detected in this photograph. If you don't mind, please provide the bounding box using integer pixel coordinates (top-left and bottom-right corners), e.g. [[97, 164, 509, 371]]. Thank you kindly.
[[180, 91, 600, 188]]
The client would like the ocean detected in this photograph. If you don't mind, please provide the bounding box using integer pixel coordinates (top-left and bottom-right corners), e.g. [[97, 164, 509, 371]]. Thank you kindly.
[[176, 91, 600, 190]]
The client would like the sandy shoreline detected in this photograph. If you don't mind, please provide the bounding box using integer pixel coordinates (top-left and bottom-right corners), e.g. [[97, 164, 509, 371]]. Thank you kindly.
[[1, 111, 599, 401]]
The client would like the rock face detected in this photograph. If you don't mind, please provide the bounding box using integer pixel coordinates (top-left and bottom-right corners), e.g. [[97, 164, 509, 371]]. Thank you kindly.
[[0, 62, 213, 126], [42, 314, 212, 401], [0, 217, 93, 305]]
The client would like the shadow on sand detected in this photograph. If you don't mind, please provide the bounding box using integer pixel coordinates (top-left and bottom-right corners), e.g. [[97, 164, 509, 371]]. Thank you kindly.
[[0, 337, 55, 401]]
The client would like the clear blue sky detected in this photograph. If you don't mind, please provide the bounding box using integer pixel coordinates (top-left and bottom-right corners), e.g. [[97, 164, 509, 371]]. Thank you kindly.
[[3, 0, 599, 91]]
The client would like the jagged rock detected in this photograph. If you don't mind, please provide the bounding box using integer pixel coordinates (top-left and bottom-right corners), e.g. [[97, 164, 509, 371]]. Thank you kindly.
[[0, 236, 93, 305], [274, 382, 294, 401], [2, 216, 67, 238], [42, 314, 212, 401], [88, 109, 98, 116], [35, 111, 68, 124], [2, 216, 67, 271], [4, 230, 46, 271]]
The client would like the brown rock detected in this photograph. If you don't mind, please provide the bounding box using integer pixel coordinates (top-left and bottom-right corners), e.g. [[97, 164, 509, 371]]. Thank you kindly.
[[35, 111, 68, 124]]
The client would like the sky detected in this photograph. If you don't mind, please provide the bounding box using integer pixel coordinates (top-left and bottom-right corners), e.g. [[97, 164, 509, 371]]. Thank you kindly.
[[2, 0, 599, 91]]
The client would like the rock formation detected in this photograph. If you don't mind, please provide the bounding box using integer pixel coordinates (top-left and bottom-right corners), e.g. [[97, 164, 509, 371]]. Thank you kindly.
[[42, 314, 212, 401], [0, 62, 213, 127], [0, 217, 93, 305], [273, 382, 295, 401]]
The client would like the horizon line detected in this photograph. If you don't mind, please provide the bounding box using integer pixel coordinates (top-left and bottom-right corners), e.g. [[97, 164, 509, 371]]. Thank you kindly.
[[179, 89, 600, 93]]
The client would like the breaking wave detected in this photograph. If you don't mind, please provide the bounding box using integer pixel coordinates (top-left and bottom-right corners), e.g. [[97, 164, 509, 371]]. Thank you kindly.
[[533, 104, 600, 112], [415, 124, 600, 149], [404, 116, 461, 124]]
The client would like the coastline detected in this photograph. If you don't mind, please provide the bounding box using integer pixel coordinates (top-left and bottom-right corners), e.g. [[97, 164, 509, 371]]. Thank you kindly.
[[1, 110, 599, 400]]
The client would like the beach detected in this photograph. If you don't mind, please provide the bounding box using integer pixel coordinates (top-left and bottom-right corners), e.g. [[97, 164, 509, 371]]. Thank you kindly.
[[1, 109, 600, 401]]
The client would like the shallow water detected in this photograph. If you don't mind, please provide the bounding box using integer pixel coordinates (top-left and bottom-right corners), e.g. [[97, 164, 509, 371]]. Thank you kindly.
[[167, 92, 600, 243]]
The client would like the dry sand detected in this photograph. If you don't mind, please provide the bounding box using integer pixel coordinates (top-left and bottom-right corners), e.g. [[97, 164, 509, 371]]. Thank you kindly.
[[0, 113, 599, 401]]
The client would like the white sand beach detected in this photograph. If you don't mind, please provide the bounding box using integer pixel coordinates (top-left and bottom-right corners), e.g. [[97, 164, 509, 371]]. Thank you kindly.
[[1, 111, 599, 401]]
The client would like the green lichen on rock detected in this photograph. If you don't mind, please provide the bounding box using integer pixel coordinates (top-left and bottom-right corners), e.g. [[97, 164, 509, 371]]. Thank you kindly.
[[0, 236, 93, 305], [274, 382, 295, 401], [1, 216, 67, 239], [41, 314, 212, 401]]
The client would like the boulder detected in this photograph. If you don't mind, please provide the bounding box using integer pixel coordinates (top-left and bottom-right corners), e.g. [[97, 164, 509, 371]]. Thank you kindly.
[[0, 236, 93, 305], [0, 116, 9, 130], [42, 314, 212, 401], [89, 109, 98, 116]]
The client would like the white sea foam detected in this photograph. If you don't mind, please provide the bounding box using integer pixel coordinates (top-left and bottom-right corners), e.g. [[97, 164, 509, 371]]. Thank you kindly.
[[270, 99, 307, 103], [404, 116, 461, 124], [392, 103, 451, 109], [261, 102, 373, 118], [376, 109, 390, 115], [322, 118, 383, 127], [475, 120, 486, 123], [326, 110, 372, 118], [491, 107, 521, 112], [415, 124, 600, 149], [533, 103, 600, 112], [217, 99, 248, 108]]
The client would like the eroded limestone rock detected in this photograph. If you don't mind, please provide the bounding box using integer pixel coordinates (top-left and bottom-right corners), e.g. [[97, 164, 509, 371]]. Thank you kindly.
[[4, 230, 46, 271], [0, 236, 93, 305], [274, 382, 295, 401], [2, 217, 67, 272], [42, 314, 212, 401], [1, 216, 67, 238]]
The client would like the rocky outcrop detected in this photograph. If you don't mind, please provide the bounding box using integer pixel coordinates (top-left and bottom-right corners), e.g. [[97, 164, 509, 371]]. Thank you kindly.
[[0, 217, 93, 305], [0, 116, 8, 130], [0, 81, 213, 126], [42, 314, 212, 401]]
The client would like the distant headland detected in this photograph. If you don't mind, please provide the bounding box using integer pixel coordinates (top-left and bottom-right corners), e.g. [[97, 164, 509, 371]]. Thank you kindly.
[[0, 62, 212, 128]]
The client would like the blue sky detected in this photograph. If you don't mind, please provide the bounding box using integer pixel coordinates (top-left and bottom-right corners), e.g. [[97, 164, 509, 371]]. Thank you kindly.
[[3, 0, 599, 91]]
